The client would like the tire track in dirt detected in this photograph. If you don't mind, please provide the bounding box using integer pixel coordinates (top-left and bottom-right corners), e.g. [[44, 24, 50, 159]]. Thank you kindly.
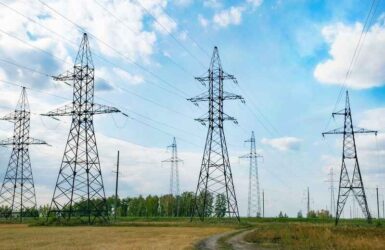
[[196, 229, 261, 250]]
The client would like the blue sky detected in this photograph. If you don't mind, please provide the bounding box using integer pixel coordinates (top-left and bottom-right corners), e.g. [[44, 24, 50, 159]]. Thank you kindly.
[[0, 0, 385, 218]]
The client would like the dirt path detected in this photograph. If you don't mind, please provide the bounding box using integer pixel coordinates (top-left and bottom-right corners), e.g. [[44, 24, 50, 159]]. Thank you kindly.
[[196, 230, 238, 249], [226, 229, 261, 250], [197, 229, 260, 250]]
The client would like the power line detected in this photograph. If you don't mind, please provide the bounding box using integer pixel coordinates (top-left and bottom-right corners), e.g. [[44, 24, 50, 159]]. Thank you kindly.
[[325, 0, 379, 130], [93, 0, 195, 77], [0, 0, 189, 100], [157, 4, 211, 58], [0, 57, 204, 143], [37, 0, 190, 98], [0, 75, 204, 148], [0, 58, 51, 78], [0, 28, 71, 67], [134, 0, 207, 68]]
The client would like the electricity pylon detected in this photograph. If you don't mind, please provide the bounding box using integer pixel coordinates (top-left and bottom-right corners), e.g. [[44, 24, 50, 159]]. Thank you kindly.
[[0, 87, 47, 219], [42, 33, 125, 223], [322, 90, 376, 225], [162, 137, 183, 217], [240, 131, 263, 217], [325, 167, 336, 217], [162, 137, 183, 197], [189, 46, 243, 221]]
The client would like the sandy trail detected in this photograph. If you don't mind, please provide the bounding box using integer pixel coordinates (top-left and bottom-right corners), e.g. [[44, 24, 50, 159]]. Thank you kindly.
[[197, 229, 261, 250]]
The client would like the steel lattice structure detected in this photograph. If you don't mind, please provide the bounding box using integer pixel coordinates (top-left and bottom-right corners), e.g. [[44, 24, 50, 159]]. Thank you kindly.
[[240, 131, 263, 217], [189, 46, 243, 221], [42, 33, 124, 223], [162, 137, 183, 197], [323, 91, 376, 225], [0, 87, 47, 219]]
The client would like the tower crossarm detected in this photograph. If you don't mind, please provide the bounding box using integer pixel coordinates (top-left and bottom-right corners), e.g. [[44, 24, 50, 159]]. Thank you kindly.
[[223, 91, 245, 102], [352, 127, 377, 135], [41, 103, 127, 117], [322, 127, 377, 137], [222, 72, 238, 83], [41, 104, 73, 117], [0, 111, 20, 122], [195, 76, 210, 86], [322, 127, 345, 137], [0, 137, 48, 146], [162, 158, 183, 163], [195, 113, 238, 125], [188, 92, 209, 103], [92, 103, 126, 116], [332, 109, 347, 117], [239, 153, 263, 159], [52, 71, 76, 82]]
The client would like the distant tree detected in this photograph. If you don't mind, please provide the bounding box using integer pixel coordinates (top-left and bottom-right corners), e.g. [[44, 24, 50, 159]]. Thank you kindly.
[[297, 210, 303, 218], [278, 211, 284, 218], [307, 210, 317, 218], [316, 209, 331, 219], [214, 194, 226, 218]]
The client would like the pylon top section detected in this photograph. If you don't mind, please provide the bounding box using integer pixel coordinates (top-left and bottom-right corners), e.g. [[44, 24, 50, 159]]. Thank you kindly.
[[210, 46, 222, 71], [188, 46, 244, 126], [75, 33, 94, 68], [15, 87, 29, 112]]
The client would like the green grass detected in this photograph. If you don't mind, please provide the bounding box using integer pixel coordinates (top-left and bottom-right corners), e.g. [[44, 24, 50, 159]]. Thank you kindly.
[[243, 221, 385, 249]]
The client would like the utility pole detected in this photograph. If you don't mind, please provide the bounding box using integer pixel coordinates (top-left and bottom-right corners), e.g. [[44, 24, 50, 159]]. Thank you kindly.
[[382, 199, 384, 219], [0, 87, 47, 221], [377, 187, 380, 219], [114, 151, 120, 221], [42, 33, 126, 223], [240, 131, 263, 217], [161, 137, 183, 216], [189, 46, 244, 222], [262, 190, 265, 218], [307, 187, 310, 217], [322, 91, 377, 225], [350, 205, 352, 219]]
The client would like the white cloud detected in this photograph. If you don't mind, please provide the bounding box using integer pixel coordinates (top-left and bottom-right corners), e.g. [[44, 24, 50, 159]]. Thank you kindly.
[[261, 137, 302, 151], [178, 30, 188, 41], [247, 0, 263, 8], [0, 0, 181, 92], [203, 0, 222, 9], [198, 14, 209, 28], [204, 0, 263, 29], [112, 67, 144, 85], [152, 13, 178, 35], [174, 0, 193, 7], [314, 19, 385, 89], [358, 107, 385, 131], [213, 6, 244, 28]]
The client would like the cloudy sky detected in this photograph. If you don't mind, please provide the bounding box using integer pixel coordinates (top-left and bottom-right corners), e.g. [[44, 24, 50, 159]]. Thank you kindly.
[[0, 0, 385, 218]]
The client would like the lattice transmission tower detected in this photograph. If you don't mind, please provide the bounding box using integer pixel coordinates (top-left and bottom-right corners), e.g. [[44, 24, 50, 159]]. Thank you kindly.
[[323, 91, 376, 225], [240, 131, 263, 217], [162, 137, 183, 197], [0, 87, 47, 219], [42, 33, 124, 223], [325, 167, 336, 217], [189, 46, 243, 221]]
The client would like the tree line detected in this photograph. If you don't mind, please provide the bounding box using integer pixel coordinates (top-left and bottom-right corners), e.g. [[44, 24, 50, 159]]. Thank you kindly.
[[0, 191, 229, 218]]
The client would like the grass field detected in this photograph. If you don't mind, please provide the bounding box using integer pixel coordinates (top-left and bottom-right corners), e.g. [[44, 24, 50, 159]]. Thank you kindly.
[[243, 222, 385, 249], [0, 223, 232, 249], [1, 217, 385, 249]]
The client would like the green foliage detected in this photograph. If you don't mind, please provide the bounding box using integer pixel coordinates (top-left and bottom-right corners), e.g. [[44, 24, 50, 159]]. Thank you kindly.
[[307, 209, 331, 219], [297, 210, 303, 218], [214, 194, 226, 218]]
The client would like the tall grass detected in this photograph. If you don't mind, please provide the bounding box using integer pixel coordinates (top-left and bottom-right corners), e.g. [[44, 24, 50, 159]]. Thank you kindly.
[[244, 222, 385, 249]]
